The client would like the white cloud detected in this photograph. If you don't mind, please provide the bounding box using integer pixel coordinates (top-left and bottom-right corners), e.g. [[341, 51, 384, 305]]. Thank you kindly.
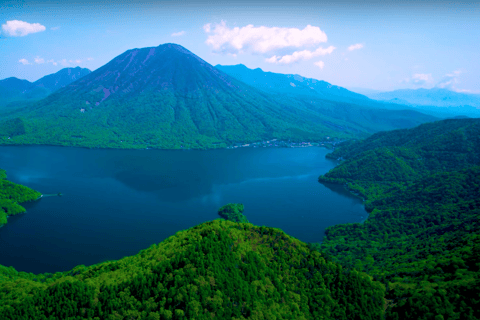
[[314, 61, 325, 69], [412, 73, 433, 85], [348, 43, 364, 51], [455, 88, 480, 94], [171, 31, 185, 37], [87, 57, 94, 61], [204, 21, 328, 55], [59, 59, 69, 67], [19, 58, 31, 65], [34, 56, 45, 64], [266, 46, 335, 64], [2, 20, 46, 37], [203, 23, 211, 33], [51, 26, 60, 31], [47, 59, 57, 66], [436, 70, 461, 90], [400, 73, 433, 87]]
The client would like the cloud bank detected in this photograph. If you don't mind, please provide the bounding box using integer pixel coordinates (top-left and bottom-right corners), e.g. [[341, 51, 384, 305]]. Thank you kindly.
[[2, 20, 46, 37], [204, 21, 328, 55]]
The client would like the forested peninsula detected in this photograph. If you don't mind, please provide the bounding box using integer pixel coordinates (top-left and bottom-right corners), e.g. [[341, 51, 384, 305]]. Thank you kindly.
[[318, 118, 480, 319], [0, 168, 41, 227]]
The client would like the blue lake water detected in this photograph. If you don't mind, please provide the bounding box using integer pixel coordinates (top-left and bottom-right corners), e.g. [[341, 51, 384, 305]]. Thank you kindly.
[[0, 146, 365, 274]]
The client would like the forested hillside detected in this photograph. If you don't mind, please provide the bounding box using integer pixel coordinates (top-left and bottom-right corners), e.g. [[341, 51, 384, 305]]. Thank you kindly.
[[0, 168, 41, 227], [0, 219, 385, 320], [318, 118, 480, 319]]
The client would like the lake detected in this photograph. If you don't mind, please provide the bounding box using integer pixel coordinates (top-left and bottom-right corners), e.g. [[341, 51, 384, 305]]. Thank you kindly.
[[0, 146, 366, 274]]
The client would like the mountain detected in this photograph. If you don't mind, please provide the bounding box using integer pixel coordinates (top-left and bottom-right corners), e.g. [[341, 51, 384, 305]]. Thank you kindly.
[[0, 67, 91, 107], [216, 64, 454, 121], [216, 64, 370, 104], [364, 88, 480, 118], [0, 43, 436, 149], [318, 118, 480, 319], [0, 77, 32, 92], [0, 218, 385, 319], [31, 66, 92, 92]]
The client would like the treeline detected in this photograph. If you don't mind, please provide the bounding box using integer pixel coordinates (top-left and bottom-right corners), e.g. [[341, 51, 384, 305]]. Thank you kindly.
[[318, 118, 480, 319], [0, 219, 385, 320], [0, 169, 41, 227]]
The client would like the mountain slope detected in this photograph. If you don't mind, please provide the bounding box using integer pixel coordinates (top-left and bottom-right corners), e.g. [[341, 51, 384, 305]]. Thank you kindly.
[[0, 44, 436, 149], [0, 219, 385, 319], [0, 67, 91, 107]]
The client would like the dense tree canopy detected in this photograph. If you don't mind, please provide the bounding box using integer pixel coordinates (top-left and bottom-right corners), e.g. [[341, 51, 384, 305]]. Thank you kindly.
[[318, 118, 480, 320], [0, 219, 385, 320], [218, 203, 249, 223]]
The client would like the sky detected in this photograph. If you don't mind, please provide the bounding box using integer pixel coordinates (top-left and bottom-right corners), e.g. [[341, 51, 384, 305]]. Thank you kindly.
[[1, 0, 479, 93]]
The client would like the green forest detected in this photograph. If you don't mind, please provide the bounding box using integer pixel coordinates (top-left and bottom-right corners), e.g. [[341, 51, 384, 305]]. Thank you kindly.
[[318, 118, 480, 319], [0, 118, 478, 319], [0, 168, 41, 227], [0, 219, 385, 320]]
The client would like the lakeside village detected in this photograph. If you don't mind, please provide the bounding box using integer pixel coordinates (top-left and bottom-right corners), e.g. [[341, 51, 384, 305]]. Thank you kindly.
[[226, 138, 344, 149]]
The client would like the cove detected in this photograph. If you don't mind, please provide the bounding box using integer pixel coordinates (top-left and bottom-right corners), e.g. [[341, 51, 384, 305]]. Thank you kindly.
[[0, 146, 365, 274]]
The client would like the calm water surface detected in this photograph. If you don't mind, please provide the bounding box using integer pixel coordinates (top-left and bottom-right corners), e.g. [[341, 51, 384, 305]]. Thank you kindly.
[[0, 146, 365, 274]]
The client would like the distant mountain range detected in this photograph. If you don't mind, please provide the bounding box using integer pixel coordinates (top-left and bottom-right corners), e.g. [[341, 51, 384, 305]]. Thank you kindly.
[[0, 67, 91, 107], [358, 87, 480, 118], [215, 64, 370, 104], [0, 44, 436, 149]]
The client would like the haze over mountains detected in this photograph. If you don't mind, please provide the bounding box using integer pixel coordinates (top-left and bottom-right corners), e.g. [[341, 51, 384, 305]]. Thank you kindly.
[[0, 43, 437, 149], [0, 67, 91, 107], [359, 87, 480, 118]]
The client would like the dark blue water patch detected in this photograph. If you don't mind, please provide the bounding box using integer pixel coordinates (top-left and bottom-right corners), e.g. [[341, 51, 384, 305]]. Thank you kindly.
[[0, 146, 365, 274]]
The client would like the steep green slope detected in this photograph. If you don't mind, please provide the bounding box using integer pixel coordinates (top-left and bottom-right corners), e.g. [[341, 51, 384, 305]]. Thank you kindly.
[[0, 44, 436, 149], [317, 118, 480, 319], [0, 219, 385, 320], [0, 169, 41, 227]]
